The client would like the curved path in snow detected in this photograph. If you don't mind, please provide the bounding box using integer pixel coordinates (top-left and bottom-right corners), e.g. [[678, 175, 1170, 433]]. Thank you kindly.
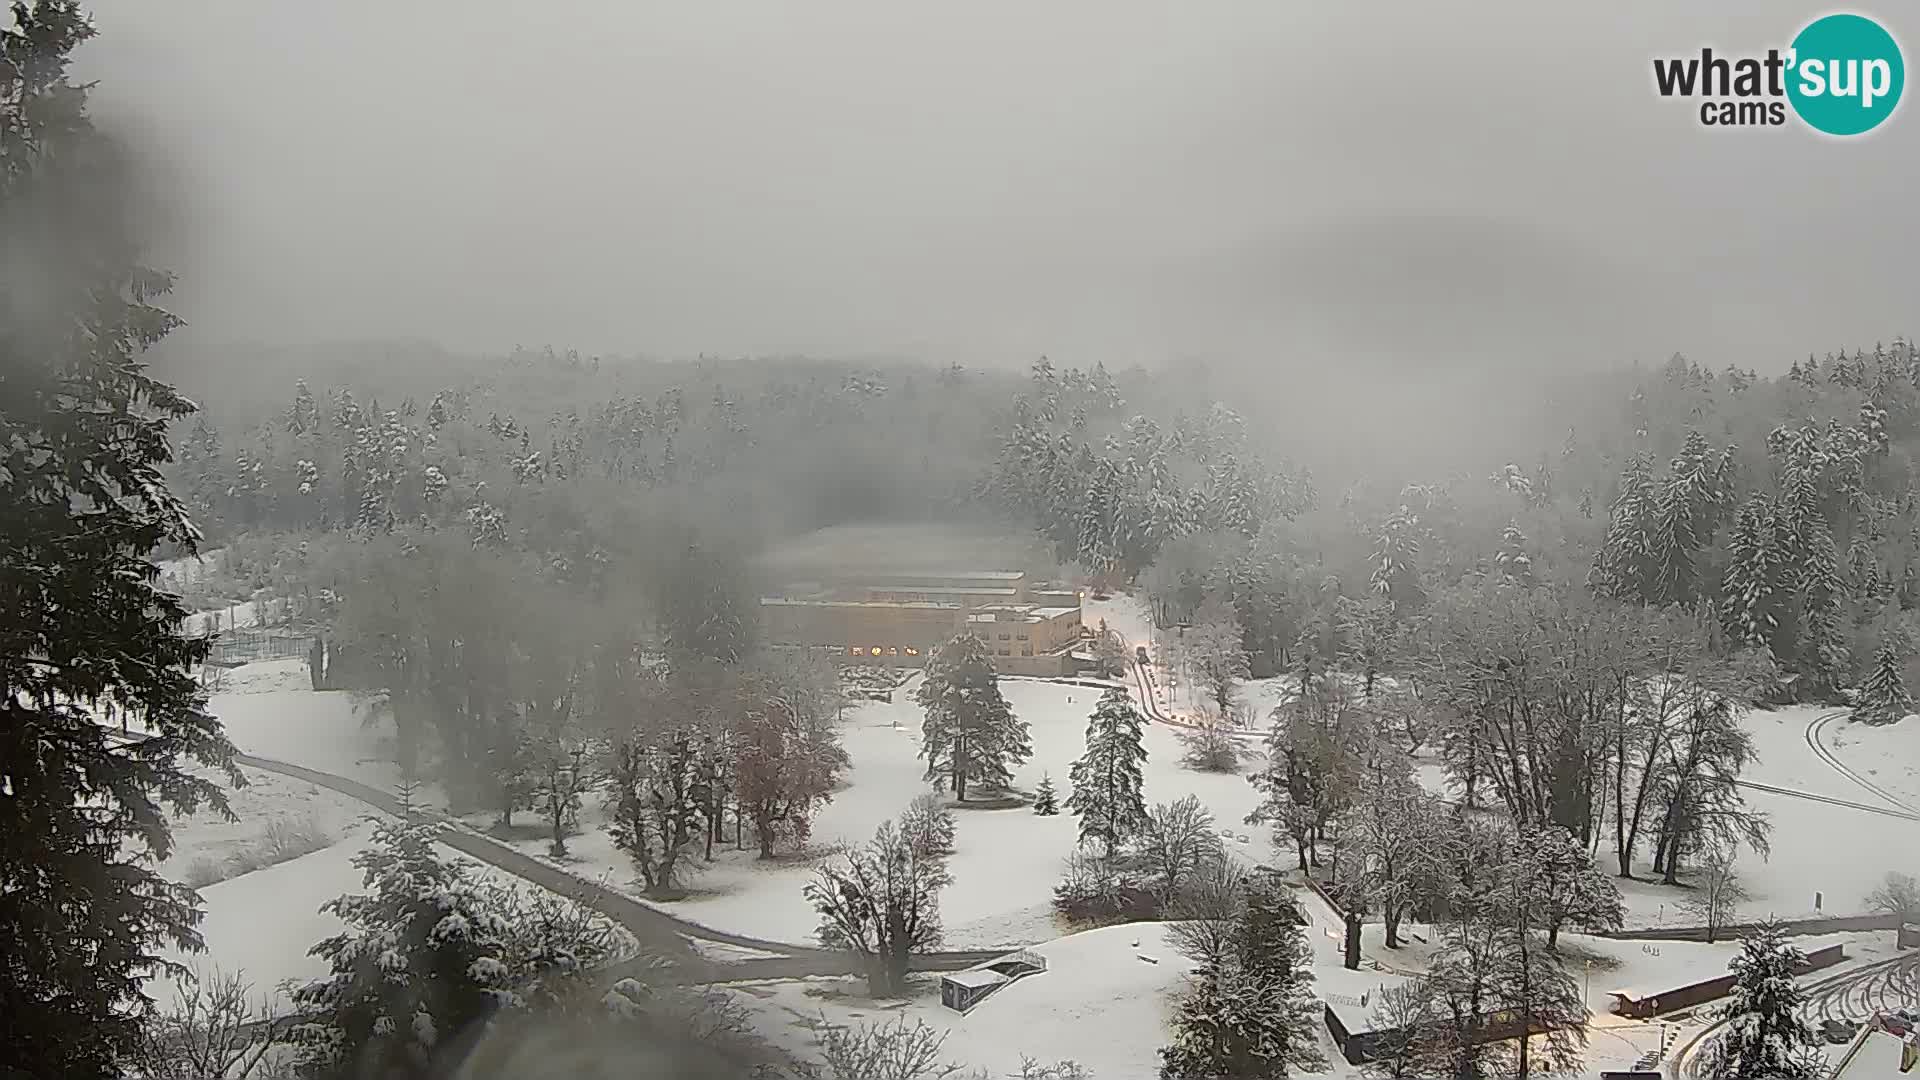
[[110, 728, 1013, 985], [1804, 710, 1920, 817], [230, 750, 1014, 983]]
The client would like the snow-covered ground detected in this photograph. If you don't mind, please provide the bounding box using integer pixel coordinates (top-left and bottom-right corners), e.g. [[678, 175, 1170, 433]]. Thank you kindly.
[[155, 821, 371, 1008], [723, 921, 1312, 1079], [206, 658, 406, 789], [190, 610, 1916, 949], [1821, 711, 1920, 812], [445, 673, 1267, 948], [155, 762, 369, 887], [139, 586, 1920, 1078]]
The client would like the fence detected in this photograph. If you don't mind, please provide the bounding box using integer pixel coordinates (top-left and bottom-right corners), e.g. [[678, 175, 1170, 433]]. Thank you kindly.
[[1606, 912, 1903, 943], [195, 627, 316, 667], [1609, 943, 1848, 1019]]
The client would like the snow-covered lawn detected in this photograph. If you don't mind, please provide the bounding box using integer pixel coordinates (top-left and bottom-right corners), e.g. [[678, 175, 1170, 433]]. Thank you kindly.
[[156, 821, 371, 1008], [155, 762, 369, 887], [450, 674, 1267, 948], [1821, 711, 1920, 812], [722, 921, 1334, 1079], [206, 659, 406, 791], [183, 600, 1916, 958]]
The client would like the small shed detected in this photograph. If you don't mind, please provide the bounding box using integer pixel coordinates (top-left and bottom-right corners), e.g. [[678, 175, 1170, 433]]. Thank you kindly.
[[939, 967, 1008, 1013]]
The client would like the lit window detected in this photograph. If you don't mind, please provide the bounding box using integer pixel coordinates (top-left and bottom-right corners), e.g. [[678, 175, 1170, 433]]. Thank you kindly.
[[870, 646, 882, 656], [905, 647, 919, 656]]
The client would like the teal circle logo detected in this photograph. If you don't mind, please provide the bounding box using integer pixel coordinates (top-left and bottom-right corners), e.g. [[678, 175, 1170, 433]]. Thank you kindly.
[[1787, 13, 1904, 135]]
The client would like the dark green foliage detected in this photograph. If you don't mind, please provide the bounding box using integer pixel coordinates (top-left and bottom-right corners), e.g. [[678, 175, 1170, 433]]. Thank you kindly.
[[1855, 639, 1912, 725], [1708, 922, 1823, 1080], [916, 633, 1029, 802], [1032, 772, 1060, 815], [1159, 871, 1322, 1079], [291, 819, 516, 1078], [1065, 687, 1149, 853], [1, 5, 242, 1074]]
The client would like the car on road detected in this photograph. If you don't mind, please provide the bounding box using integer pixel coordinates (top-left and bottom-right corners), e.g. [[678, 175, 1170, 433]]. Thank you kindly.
[[1821, 1018, 1859, 1044], [1135, 645, 1149, 664]]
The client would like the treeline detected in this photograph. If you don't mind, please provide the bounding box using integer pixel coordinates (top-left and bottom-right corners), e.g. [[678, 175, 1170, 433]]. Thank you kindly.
[[1126, 348, 1920, 707], [164, 350, 1027, 554]]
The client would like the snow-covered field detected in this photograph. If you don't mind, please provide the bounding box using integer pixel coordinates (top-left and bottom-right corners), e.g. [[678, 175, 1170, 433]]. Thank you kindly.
[[158, 594, 1920, 1078], [724, 921, 1260, 1078], [156, 762, 368, 887], [190, 610, 1918, 949], [441, 674, 1267, 948], [1822, 711, 1920, 812]]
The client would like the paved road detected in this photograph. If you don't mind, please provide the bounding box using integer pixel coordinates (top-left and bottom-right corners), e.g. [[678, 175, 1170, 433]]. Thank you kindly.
[[231, 749, 1016, 983], [104, 727, 1016, 985]]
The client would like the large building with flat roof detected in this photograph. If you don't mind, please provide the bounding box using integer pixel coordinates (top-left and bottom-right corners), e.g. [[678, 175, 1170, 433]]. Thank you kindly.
[[759, 569, 1086, 676]]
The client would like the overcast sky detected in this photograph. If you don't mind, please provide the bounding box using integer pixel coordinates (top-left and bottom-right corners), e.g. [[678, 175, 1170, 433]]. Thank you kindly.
[[79, 2, 1915, 375]]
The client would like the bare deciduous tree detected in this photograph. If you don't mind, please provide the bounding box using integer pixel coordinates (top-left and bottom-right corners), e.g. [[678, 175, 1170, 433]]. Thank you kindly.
[[798, 1014, 970, 1080], [805, 818, 951, 996], [130, 967, 293, 1080], [1864, 871, 1920, 922], [1137, 795, 1225, 905], [1680, 846, 1748, 943], [1165, 858, 1249, 969]]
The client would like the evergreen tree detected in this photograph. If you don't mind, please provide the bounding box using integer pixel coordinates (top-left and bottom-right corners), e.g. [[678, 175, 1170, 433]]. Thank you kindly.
[[1592, 451, 1659, 602], [1855, 639, 1912, 725], [1065, 686, 1150, 854], [916, 633, 1029, 801], [1032, 772, 1060, 815], [1722, 495, 1784, 650], [1160, 872, 1322, 1079], [1493, 520, 1535, 587], [292, 818, 517, 1077], [1, 6, 243, 1074], [1708, 923, 1823, 1080]]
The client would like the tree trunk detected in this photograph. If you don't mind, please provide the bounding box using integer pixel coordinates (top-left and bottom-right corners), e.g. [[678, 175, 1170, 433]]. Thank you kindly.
[[1385, 903, 1403, 948], [1343, 910, 1362, 970]]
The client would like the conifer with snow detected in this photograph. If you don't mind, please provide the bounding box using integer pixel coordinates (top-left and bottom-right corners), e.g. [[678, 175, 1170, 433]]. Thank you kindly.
[[1, 8, 246, 1072], [292, 818, 519, 1075], [1708, 922, 1823, 1080], [1033, 772, 1060, 815], [916, 633, 1030, 801], [1856, 639, 1912, 725], [1066, 686, 1150, 854], [1160, 871, 1322, 1079]]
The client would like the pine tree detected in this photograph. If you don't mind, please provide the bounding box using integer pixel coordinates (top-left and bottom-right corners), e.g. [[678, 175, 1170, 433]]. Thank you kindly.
[[1856, 639, 1912, 725], [1160, 872, 1322, 1079], [1708, 922, 1823, 1080], [1592, 451, 1659, 601], [1, 6, 244, 1073], [1722, 495, 1783, 649], [916, 633, 1029, 801], [1033, 772, 1060, 815], [1065, 686, 1150, 854], [292, 818, 518, 1077], [1493, 521, 1534, 587]]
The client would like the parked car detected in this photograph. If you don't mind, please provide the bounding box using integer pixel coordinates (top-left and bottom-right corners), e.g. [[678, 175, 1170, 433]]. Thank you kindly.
[[1821, 1018, 1859, 1044], [1135, 645, 1149, 664]]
